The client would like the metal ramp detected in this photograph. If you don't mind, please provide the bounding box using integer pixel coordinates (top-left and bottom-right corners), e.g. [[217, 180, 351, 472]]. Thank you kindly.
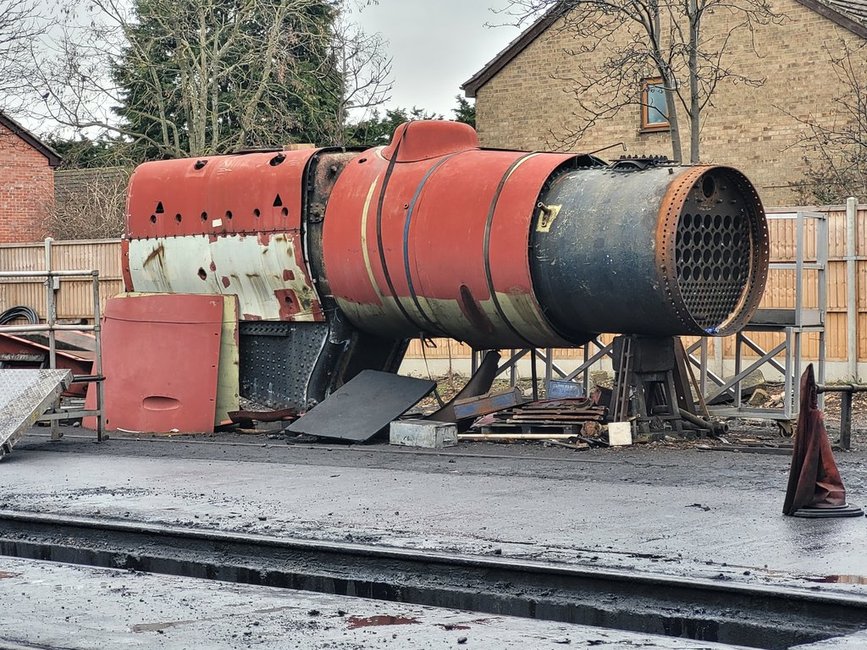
[[0, 369, 72, 458]]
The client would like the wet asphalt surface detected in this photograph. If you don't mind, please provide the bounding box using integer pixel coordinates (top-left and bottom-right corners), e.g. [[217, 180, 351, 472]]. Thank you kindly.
[[2, 429, 867, 648], [0, 556, 753, 650], [4, 429, 867, 586]]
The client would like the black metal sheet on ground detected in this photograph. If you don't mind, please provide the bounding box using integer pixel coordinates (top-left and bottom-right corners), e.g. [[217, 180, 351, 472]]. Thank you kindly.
[[286, 370, 436, 442]]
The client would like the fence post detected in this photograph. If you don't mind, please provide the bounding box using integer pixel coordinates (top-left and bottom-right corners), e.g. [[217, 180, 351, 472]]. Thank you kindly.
[[43, 238, 62, 441], [846, 198, 859, 382]]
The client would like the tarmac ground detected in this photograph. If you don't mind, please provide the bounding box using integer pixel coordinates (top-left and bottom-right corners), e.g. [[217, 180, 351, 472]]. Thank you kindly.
[[1, 428, 866, 648]]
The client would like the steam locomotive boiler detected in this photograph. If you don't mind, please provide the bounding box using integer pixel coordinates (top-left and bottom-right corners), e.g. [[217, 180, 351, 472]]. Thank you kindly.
[[123, 121, 769, 410]]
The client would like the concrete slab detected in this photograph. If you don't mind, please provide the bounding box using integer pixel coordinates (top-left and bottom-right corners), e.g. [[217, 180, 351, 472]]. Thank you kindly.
[[0, 557, 748, 649], [390, 419, 458, 448], [3, 434, 867, 596]]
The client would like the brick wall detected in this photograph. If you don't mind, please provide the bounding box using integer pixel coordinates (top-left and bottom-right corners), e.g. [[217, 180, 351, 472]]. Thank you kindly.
[[0, 122, 54, 244], [474, 0, 865, 206]]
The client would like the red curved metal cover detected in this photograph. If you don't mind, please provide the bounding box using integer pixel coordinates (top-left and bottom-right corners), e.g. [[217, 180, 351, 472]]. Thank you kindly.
[[322, 122, 578, 348], [127, 149, 316, 237], [87, 293, 224, 434], [124, 149, 325, 322]]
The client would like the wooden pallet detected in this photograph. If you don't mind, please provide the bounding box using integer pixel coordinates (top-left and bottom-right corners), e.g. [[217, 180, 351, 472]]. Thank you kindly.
[[479, 422, 583, 435]]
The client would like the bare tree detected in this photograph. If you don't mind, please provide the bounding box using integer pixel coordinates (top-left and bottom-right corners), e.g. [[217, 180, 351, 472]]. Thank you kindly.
[[323, 4, 393, 146], [498, 0, 780, 162], [28, 0, 363, 158], [790, 42, 867, 204], [0, 0, 42, 110], [25, 0, 391, 159], [49, 167, 132, 240]]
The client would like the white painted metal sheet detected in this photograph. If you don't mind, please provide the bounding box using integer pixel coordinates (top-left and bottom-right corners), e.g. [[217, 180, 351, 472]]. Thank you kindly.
[[127, 234, 322, 321]]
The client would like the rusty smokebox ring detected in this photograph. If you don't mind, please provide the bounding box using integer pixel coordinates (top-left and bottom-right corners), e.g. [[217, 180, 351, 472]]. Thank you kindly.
[[657, 166, 769, 337]]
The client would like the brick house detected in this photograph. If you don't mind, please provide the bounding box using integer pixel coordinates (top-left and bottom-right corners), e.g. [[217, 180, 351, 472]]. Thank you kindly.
[[0, 112, 61, 243], [463, 0, 867, 205]]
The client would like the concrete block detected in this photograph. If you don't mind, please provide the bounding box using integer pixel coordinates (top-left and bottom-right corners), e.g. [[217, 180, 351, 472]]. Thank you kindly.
[[607, 422, 633, 446], [390, 419, 458, 448]]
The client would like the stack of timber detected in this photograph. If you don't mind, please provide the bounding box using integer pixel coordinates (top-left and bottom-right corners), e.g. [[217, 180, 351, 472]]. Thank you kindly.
[[472, 397, 606, 438]]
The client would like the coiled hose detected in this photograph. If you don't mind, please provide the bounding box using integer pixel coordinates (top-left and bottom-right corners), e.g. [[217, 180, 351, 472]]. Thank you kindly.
[[0, 306, 39, 325]]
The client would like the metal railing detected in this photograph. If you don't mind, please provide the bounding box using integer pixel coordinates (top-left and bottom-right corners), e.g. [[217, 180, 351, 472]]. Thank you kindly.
[[689, 210, 828, 420]]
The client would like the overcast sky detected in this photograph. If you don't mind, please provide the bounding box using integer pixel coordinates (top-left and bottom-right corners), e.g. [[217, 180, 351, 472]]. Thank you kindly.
[[353, 1, 524, 117]]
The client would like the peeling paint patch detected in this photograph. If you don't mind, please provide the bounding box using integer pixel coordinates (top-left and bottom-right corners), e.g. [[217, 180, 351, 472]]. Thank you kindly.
[[275, 289, 302, 319], [458, 284, 495, 335], [128, 234, 324, 322], [143, 244, 165, 268]]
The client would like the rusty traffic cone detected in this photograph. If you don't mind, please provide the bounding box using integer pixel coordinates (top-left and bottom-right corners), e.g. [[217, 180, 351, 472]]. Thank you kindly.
[[783, 364, 863, 518]]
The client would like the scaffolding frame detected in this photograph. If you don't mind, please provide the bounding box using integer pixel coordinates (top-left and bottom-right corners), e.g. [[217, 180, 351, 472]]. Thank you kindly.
[[689, 210, 827, 420], [0, 239, 105, 440], [470, 211, 827, 423], [471, 338, 615, 399]]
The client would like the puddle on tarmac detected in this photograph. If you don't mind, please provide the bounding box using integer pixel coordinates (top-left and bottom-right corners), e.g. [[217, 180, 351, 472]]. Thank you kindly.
[[346, 615, 421, 629]]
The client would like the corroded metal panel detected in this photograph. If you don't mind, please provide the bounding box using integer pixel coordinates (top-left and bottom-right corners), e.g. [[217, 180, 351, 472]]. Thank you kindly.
[[86, 293, 223, 434], [215, 296, 240, 426], [125, 147, 325, 323], [126, 149, 318, 239], [127, 233, 323, 322], [0, 369, 71, 458], [238, 320, 330, 409]]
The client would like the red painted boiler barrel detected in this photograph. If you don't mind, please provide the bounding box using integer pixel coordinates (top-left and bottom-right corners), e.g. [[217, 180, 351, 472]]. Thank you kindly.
[[321, 121, 769, 349]]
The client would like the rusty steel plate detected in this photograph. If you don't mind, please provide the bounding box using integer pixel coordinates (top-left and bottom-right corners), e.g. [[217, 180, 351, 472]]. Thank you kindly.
[[124, 148, 326, 323], [0, 369, 71, 458], [126, 149, 318, 238], [85, 293, 223, 434], [426, 350, 500, 424], [286, 370, 435, 442]]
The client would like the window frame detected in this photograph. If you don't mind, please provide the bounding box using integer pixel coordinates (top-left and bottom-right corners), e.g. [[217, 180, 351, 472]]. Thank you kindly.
[[640, 77, 671, 132]]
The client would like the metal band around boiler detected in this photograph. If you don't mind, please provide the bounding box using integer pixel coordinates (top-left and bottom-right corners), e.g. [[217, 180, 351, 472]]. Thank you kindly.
[[401, 153, 461, 336], [482, 152, 542, 348], [373, 134, 420, 332]]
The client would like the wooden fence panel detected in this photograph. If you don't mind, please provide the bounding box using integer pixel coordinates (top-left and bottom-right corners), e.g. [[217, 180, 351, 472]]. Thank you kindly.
[[0, 239, 124, 320]]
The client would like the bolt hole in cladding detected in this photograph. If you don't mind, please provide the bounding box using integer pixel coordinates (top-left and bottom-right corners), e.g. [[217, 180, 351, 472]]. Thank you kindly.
[[123, 121, 768, 410]]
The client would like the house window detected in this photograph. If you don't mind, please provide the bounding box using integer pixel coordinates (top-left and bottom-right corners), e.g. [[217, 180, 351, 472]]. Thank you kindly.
[[641, 78, 670, 131]]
